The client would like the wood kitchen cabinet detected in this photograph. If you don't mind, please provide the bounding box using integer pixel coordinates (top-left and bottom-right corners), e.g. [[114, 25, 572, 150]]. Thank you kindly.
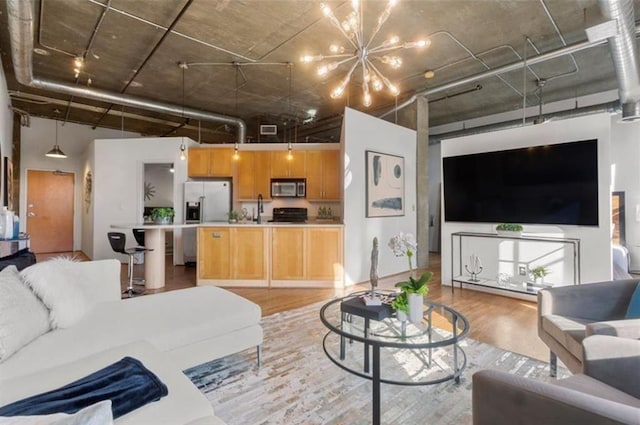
[[270, 151, 306, 178], [188, 148, 234, 177], [237, 151, 271, 200], [271, 226, 343, 286], [271, 227, 305, 280], [198, 226, 268, 284], [306, 150, 341, 200]]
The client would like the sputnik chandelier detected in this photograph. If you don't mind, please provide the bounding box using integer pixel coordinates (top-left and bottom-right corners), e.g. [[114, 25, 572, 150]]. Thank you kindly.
[[301, 0, 430, 107]]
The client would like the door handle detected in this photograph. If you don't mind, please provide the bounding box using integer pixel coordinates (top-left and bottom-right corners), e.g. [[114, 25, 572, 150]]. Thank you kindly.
[[28, 211, 36, 217]]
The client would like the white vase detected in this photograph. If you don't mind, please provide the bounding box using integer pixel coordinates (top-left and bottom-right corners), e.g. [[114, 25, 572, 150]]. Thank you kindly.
[[407, 293, 423, 324], [397, 310, 408, 322]]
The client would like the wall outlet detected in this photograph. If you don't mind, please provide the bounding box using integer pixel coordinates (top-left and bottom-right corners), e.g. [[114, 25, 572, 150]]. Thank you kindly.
[[518, 266, 527, 276]]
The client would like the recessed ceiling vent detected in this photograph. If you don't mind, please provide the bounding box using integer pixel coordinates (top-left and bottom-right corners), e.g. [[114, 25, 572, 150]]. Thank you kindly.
[[260, 124, 278, 135]]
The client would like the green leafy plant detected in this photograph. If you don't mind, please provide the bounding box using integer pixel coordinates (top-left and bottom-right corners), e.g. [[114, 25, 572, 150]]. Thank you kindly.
[[388, 232, 432, 296], [150, 207, 175, 221], [227, 210, 239, 220], [390, 292, 408, 312], [530, 266, 549, 279], [496, 223, 523, 232]]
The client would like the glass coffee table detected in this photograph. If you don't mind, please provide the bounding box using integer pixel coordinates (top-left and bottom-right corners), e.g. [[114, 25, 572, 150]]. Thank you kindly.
[[320, 290, 470, 425]]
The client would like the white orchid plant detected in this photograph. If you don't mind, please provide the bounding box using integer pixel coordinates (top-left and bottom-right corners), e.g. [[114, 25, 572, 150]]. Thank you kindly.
[[388, 232, 432, 296]]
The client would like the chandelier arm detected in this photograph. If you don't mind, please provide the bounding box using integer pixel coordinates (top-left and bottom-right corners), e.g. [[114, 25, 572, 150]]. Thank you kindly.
[[366, 1, 395, 48], [325, 10, 359, 50], [323, 54, 355, 60], [369, 45, 404, 55], [366, 58, 397, 93], [342, 60, 360, 86]]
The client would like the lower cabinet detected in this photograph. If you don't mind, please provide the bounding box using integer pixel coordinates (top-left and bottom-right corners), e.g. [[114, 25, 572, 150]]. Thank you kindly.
[[271, 226, 343, 287], [198, 227, 268, 286]]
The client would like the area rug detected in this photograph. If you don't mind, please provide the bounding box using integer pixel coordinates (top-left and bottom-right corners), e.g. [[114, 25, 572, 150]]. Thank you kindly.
[[185, 300, 568, 425]]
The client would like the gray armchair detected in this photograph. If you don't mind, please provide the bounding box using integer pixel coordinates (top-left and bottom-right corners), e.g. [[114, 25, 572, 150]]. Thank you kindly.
[[472, 335, 640, 425], [537, 279, 640, 374]]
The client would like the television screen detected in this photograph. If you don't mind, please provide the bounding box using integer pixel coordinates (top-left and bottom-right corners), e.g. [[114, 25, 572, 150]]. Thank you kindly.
[[443, 139, 599, 226]]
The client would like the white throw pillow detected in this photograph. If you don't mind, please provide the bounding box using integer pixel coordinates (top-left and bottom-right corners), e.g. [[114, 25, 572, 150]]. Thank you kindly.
[[0, 400, 113, 425], [20, 258, 89, 329], [0, 266, 50, 362]]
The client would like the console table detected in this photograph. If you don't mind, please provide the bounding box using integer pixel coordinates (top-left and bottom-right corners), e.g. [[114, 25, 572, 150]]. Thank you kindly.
[[451, 232, 580, 296]]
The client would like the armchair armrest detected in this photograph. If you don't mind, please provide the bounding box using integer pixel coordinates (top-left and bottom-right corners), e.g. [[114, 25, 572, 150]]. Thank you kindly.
[[538, 280, 638, 322], [472, 369, 639, 425], [582, 335, 640, 399], [587, 319, 640, 339]]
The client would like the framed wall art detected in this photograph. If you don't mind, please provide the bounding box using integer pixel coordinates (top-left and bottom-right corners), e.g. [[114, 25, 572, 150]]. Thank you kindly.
[[4, 157, 13, 211], [365, 150, 404, 217]]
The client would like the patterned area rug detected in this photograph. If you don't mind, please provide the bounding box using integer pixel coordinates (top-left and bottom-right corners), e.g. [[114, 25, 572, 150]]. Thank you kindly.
[[185, 300, 568, 425]]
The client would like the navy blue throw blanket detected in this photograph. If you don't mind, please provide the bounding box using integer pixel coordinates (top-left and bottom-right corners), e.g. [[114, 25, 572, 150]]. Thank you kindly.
[[0, 357, 168, 419]]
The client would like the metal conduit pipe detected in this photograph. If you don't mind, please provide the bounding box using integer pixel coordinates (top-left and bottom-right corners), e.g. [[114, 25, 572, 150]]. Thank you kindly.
[[599, 0, 640, 121], [7, 0, 247, 143]]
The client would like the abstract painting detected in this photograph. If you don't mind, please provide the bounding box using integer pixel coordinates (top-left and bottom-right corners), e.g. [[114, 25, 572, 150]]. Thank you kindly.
[[3, 157, 13, 211], [366, 150, 404, 217]]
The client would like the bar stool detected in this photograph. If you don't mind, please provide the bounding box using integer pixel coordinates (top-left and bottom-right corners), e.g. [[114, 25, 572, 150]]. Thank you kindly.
[[107, 232, 151, 297], [131, 228, 148, 286]]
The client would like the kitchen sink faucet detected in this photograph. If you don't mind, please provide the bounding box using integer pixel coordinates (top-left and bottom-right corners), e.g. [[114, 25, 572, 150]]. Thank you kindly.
[[257, 194, 264, 224]]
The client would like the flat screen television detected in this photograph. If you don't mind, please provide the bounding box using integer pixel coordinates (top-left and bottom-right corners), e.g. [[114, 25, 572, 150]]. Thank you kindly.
[[443, 139, 599, 226]]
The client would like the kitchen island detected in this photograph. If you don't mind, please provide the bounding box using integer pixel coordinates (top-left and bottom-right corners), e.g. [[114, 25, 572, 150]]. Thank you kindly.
[[197, 222, 344, 288]]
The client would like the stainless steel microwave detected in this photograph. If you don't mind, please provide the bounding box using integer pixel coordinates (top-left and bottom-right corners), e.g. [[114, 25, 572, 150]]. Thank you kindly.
[[271, 178, 306, 198]]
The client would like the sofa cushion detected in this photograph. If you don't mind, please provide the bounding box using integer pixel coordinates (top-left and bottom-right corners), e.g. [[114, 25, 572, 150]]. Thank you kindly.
[[625, 283, 640, 319], [20, 258, 91, 329], [555, 374, 640, 408], [0, 266, 50, 362], [542, 314, 593, 359], [0, 286, 261, 379], [0, 341, 216, 425], [0, 400, 113, 425]]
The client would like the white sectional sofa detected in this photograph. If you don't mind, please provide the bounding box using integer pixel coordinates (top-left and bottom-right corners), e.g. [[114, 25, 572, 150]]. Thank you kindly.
[[0, 259, 263, 424]]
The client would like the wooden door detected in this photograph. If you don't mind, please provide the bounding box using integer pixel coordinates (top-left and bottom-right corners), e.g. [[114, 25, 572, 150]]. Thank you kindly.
[[236, 152, 255, 200], [272, 227, 304, 280], [232, 228, 267, 279], [305, 151, 324, 200], [322, 150, 341, 200], [26, 170, 74, 254], [188, 148, 210, 177], [198, 227, 231, 279], [306, 227, 343, 280]]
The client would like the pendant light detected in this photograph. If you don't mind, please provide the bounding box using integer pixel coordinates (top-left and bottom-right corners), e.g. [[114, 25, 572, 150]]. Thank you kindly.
[[286, 63, 293, 161], [233, 65, 240, 161], [46, 120, 67, 159], [179, 62, 187, 160]]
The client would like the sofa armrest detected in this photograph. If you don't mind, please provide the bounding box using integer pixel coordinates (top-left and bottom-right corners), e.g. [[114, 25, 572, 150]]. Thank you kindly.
[[582, 335, 640, 399], [72, 259, 121, 303], [587, 319, 640, 339], [472, 369, 640, 425], [538, 279, 638, 322]]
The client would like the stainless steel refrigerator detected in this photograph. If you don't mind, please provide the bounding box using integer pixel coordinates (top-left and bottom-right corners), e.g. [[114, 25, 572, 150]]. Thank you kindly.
[[183, 180, 231, 264]]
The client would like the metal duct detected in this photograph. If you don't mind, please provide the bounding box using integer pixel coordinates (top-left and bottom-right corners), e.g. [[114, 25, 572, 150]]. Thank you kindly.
[[6, 0, 247, 143], [599, 0, 640, 121]]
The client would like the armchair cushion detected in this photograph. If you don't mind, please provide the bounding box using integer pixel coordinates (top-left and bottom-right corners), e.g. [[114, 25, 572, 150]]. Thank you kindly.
[[626, 283, 640, 318], [586, 319, 640, 339], [541, 314, 593, 359], [582, 335, 640, 399]]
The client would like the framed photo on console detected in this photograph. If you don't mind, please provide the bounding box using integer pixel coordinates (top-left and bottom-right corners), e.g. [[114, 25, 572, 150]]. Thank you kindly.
[[365, 150, 404, 218]]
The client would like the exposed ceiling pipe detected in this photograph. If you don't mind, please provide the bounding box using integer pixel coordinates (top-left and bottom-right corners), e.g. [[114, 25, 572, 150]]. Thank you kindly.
[[6, 0, 247, 143], [599, 0, 640, 121], [380, 34, 615, 119]]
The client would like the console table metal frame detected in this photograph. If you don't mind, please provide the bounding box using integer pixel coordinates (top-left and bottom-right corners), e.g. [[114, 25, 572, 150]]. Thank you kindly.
[[320, 290, 470, 425], [451, 231, 581, 296]]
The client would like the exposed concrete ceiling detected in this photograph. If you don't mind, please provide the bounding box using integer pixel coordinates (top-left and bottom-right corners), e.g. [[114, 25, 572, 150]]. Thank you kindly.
[[0, 0, 634, 143]]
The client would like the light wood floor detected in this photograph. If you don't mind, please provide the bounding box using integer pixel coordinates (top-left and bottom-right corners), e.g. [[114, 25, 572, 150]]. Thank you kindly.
[[39, 251, 548, 362]]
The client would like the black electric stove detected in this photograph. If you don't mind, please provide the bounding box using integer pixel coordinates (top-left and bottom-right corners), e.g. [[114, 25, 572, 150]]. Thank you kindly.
[[270, 207, 308, 223]]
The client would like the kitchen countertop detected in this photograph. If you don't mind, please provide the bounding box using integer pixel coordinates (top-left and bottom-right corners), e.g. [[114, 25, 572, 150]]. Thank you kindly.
[[198, 220, 343, 227]]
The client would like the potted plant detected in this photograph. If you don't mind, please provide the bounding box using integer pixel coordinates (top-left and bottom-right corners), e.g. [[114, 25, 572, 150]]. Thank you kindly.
[[227, 210, 239, 224], [496, 223, 523, 236], [150, 207, 174, 224], [390, 292, 409, 322], [530, 266, 549, 286], [389, 232, 433, 324]]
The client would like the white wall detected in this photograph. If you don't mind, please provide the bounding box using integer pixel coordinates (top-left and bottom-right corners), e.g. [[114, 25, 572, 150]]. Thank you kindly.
[[343, 107, 417, 285], [428, 143, 441, 252], [20, 117, 140, 250], [91, 137, 190, 263], [81, 142, 96, 259], [0, 59, 16, 205], [441, 113, 612, 288]]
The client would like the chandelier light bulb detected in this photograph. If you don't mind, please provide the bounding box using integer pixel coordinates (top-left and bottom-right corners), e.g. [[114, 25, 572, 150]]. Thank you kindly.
[[363, 92, 372, 107], [372, 76, 383, 91], [329, 44, 343, 54], [351, 0, 359, 10], [389, 84, 399, 95], [317, 65, 329, 76], [321, 3, 332, 17], [404, 39, 430, 49], [74, 56, 84, 69]]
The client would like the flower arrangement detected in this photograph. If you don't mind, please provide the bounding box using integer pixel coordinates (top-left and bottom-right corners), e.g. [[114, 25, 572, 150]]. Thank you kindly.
[[388, 232, 432, 296], [390, 292, 408, 313], [530, 266, 549, 279]]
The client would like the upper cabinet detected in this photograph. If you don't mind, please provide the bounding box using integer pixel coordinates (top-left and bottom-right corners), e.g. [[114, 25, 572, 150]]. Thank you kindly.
[[306, 150, 341, 201], [237, 151, 271, 201], [270, 151, 306, 178], [188, 148, 234, 178]]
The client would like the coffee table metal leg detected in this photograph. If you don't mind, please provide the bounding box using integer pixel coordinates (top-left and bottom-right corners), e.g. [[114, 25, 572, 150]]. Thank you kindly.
[[340, 312, 346, 360], [364, 318, 370, 373], [453, 316, 460, 384], [372, 344, 381, 425]]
